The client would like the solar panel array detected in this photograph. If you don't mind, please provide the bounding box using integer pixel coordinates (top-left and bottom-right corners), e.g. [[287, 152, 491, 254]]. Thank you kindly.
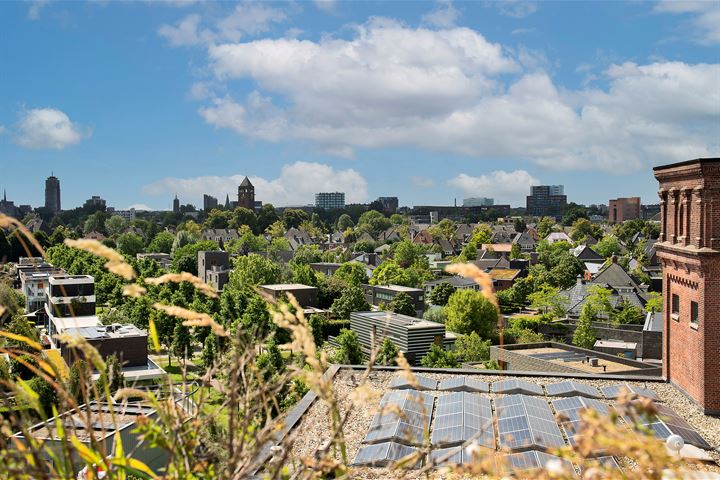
[[431, 392, 494, 448], [491, 379, 544, 396], [497, 450, 575, 476], [389, 374, 438, 391], [363, 390, 434, 446], [552, 396, 611, 449], [495, 394, 565, 451], [600, 384, 660, 401], [545, 381, 601, 399], [352, 441, 419, 467], [438, 376, 490, 393], [623, 403, 712, 450]]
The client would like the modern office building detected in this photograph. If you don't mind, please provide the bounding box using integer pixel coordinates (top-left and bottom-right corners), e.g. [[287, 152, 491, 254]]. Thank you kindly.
[[44, 275, 99, 348], [526, 185, 567, 219], [197, 251, 230, 286], [654, 157, 720, 414], [315, 192, 345, 210], [83, 196, 106, 210], [203, 194, 218, 211], [259, 284, 318, 307], [463, 197, 494, 207], [44, 174, 61, 213], [361, 284, 425, 317], [19, 267, 65, 313], [376, 197, 399, 213], [608, 197, 641, 224], [238, 177, 256, 211]]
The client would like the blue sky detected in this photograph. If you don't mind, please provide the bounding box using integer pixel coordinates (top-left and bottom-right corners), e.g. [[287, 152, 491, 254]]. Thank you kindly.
[[0, 0, 718, 211]]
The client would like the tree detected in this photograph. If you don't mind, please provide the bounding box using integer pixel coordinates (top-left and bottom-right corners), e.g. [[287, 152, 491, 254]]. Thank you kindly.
[[445, 289, 497, 337], [257, 204, 280, 233], [204, 209, 231, 229], [594, 235, 623, 258], [291, 244, 323, 265], [98, 354, 125, 394], [172, 240, 219, 275], [561, 202, 588, 226], [358, 210, 391, 233], [612, 300, 645, 325], [390, 292, 417, 316], [333, 262, 368, 286], [420, 344, 458, 368], [331, 286, 371, 319], [229, 207, 257, 231], [105, 215, 128, 237], [0, 281, 25, 323], [428, 282, 455, 306], [528, 285, 567, 319], [536, 217, 556, 239], [645, 291, 662, 314], [585, 285, 613, 320], [513, 218, 526, 233], [469, 224, 492, 246], [265, 220, 286, 238], [229, 253, 283, 288], [370, 259, 430, 288], [83, 211, 107, 234], [334, 329, 363, 364], [291, 263, 318, 287], [147, 231, 175, 254], [202, 336, 217, 368], [423, 306, 447, 324], [172, 229, 198, 252], [26, 376, 58, 416], [570, 218, 603, 243], [67, 359, 90, 402], [458, 243, 477, 261], [428, 219, 455, 242], [116, 232, 144, 257], [282, 209, 309, 229], [240, 295, 273, 337], [573, 303, 598, 349], [172, 322, 193, 365], [336, 214, 354, 231], [453, 332, 491, 362], [308, 314, 326, 347], [375, 337, 399, 366], [510, 243, 522, 259]]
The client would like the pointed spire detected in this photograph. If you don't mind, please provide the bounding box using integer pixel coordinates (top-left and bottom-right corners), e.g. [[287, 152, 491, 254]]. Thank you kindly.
[[225, 194, 230, 208]]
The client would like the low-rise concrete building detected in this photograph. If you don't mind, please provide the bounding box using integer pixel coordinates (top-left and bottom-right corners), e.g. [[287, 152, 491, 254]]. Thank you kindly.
[[197, 250, 230, 285], [361, 284, 425, 317], [259, 284, 318, 307]]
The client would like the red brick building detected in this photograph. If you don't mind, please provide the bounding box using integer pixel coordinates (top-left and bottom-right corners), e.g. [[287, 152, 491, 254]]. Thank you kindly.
[[608, 196, 641, 224], [654, 158, 720, 415]]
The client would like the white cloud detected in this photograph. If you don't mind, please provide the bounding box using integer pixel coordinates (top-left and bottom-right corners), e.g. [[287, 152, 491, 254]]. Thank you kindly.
[[654, 1, 720, 45], [158, 3, 286, 47], [511, 27, 535, 35], [495, 1, 538, 18], [422, 0, 460, 28], [126, 204, 153, 211], [448, 170, 539, 206], [411, 176, 435, 188], [142, 161, 368, 206], [27, 0, 50, 20], [15, 108, 90, 150], [314, 0, 336, 13], [190, 18, 718, 173], [0, 125, 6, 134]]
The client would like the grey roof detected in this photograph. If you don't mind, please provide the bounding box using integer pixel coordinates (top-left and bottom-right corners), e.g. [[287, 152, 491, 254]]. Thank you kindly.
[[571, 245, 604, 262], [593, 263, 643, 292], [424, 276, 478, 289], [240, 176, 253, 187]]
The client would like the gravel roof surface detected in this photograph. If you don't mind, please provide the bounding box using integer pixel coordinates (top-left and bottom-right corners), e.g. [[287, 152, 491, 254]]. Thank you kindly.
[[287, 368, 720, 479]]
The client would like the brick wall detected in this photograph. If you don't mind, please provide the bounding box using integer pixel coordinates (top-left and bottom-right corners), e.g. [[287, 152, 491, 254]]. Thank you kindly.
[[654, 158, 720, 414]]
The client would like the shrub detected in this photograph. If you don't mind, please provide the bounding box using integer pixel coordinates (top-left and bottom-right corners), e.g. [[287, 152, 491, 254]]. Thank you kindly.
[[420, 344, 458, 368], [375, 337, 399, 366], [334, 329, 363, 364], [445, 289, 497, 337]]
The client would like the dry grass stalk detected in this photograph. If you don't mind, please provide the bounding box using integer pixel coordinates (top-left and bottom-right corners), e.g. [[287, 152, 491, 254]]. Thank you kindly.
[[122, 283, 147, 298], [0, 213, 46, 260], [64, 238, 136, 280], [153, 303, 228, 337], [445, 262, 498, 311], [145, 272, 218, 298]]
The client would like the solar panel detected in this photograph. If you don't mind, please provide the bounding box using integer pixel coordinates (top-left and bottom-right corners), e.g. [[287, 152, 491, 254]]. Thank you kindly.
[[545, 381, 601, 399], [438, 376, 490, 393], [496, 450, 576, 476], [363, 390, 434, 445], [352, 441, 419, 467], [431, 392, 495, 448], [389, 373, 437, 391], [600, 384, 660, 401], [622, 402, 711, 450], [491, 379, 544, 396], [552, 396, 611, 450], [594, 456, 622, 470], [496, 395, 565, 451]]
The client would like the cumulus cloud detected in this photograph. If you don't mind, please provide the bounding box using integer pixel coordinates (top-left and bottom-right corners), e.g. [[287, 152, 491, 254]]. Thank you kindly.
[[142, 161, 368, 206], [654, 1, 720, 45], [158, 3, 286, 46], [27, 0, 50, 20], [422, 0, 460, 28], [15, 108, 90, 150], [448, 170, 539, 206], [126, 204, 153, 211], [172, 16, 718, 173], [495, 1, 538, 18], [314, 0, 336, 13]]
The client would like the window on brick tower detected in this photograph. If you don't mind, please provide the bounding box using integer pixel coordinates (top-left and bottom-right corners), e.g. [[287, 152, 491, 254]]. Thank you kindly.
[[679, 205, 684, 237], [671, 293, 680, 320], [691, 301, 699, 326]]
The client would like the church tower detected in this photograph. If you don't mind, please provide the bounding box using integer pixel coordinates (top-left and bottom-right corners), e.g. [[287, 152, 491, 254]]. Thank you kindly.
[[237, 176, 255, 211], [654, 158, 720, 414]]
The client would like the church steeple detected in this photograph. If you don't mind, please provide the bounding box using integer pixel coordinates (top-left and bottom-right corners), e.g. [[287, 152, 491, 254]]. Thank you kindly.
[[225, 194, 230, 209]]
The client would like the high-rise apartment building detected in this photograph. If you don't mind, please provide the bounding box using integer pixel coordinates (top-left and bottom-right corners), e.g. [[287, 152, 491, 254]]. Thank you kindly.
[[376, 196, 399, 213], [315, 192, 345, 210], [526, 185, 567, 219], [83, 196, 106, 210], [238, 177, 255, 211], [608, 197, 641, 224], [654, 157, 720, 414], [45, 174, 61, 213]]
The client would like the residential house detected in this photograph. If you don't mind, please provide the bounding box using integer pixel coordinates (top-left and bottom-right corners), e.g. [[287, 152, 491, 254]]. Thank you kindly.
[[202, 228, 239, 248], [424, 276, 479, 296], [545, 232, 573, 244], [489, 268, 523, 291], [513, 230, 538, 252], [361, 284, 425, 317]]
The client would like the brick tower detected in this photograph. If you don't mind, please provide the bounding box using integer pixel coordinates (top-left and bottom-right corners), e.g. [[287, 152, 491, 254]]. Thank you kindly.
[[237, 176, 255, 211], [654, 158, 720, 415]]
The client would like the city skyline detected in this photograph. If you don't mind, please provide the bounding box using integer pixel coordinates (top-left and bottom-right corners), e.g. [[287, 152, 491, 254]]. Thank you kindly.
[[1, 1, 718, 210]]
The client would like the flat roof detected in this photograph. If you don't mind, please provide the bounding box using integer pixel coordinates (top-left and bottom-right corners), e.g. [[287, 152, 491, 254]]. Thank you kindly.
[[285, 367, 720, 478], [653, 157, 720, 171], [594, 340, 637, 349], [507, 346, 643, 373], [63, 324, 146, 340], [370, 284, 424, 292], [352, 311, 443, 330], [51, 315, 102, 331], [489, 269, 521, 280]]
